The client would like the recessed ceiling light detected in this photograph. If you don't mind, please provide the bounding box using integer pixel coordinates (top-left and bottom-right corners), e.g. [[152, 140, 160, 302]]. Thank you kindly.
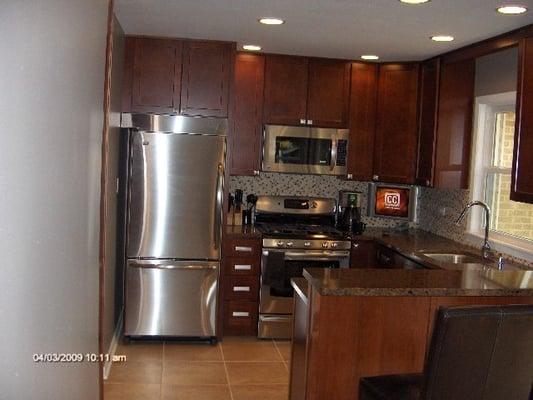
[[431, 35, 455, 42], [399, 0, 430, 4], [243, 45, 262, 51], [496, 5, 528, 14], [258, 17, 284, 25], [361, 55, 379, 60]]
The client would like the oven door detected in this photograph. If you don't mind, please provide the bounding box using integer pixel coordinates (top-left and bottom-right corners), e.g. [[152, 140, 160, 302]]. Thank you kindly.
[[260, 249, 350, 315], [262, 125, 348, 175]]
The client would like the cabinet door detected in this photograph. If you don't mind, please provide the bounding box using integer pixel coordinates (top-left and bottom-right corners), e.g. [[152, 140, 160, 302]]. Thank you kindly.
[[434, 59, 475, 189], [350, 240, 377, 268], [511, 37, 533, 203], [306, 59, 351, 128], [230, 53, 265, 176], [347, 62, 379, 181], [131, 38, 182, 114], [415, 58, 440, 187], [180, 41, 232, 117], [263, 55, 309, 125], [373, 63, 420, 184]]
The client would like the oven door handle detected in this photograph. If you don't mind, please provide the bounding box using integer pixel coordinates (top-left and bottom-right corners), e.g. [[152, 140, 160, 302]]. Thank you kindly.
[[283, 251, 350, 260]]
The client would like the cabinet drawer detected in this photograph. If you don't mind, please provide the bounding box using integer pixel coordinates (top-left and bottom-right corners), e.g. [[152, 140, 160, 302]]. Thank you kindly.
[[224, 301, 258, 336], [225, 239, 261, 258], [224, 276, 259, 301], [224, 257, 260, 276]]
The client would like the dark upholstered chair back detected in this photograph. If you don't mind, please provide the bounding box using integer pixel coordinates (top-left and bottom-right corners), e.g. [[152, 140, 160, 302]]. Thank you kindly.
[[423, 305, 533, 400]]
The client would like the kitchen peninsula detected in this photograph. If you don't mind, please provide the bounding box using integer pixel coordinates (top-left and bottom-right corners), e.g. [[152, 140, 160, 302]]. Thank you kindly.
[[289, 267, 533, 400]]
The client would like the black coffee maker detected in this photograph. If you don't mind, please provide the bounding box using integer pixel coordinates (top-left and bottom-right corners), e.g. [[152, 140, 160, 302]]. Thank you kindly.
[[337, 191, 366, 235]]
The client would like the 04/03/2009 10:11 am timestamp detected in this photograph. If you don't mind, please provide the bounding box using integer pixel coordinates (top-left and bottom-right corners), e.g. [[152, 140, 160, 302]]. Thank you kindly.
[[32, 353, 127, 363]]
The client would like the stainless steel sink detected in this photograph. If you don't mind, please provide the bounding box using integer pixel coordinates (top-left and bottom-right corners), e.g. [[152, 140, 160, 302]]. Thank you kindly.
[[422, 252, 482, 264]]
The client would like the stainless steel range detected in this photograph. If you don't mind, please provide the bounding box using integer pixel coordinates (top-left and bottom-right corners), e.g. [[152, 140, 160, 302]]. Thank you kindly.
[[255, 196, 351, 339]]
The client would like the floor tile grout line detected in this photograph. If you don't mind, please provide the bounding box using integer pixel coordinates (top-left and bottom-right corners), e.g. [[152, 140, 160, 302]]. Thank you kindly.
[[272, 339, 286, 363], [220, 342, 235, 400]]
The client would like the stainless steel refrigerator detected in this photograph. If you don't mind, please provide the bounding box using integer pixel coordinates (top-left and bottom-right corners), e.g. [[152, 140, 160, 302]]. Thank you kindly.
[[122, 113, 226, 339]]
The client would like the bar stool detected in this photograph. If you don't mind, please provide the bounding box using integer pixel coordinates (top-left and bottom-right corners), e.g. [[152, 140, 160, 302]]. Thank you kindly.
[[359, 304, 533, 400]]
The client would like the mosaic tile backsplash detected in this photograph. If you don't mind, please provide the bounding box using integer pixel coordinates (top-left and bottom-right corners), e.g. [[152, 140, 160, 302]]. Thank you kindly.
[[229, 173, 414, 229]]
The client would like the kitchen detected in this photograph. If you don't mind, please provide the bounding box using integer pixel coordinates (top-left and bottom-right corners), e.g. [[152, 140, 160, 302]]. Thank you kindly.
[[1, 1, 533, 400]]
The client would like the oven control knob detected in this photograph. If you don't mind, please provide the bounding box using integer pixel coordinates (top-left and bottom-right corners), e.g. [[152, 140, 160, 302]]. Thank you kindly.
[[286, 241, 294, 248], [276, 241, 284, 247], [304, 241, 311, 248], [331, 242, 339, 248], [322, 242, 329, 248]]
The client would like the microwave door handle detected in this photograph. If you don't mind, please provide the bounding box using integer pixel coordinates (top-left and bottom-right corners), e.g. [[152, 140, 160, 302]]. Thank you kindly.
[[214, 163, 224, 250], [330, 132, 338, 171]]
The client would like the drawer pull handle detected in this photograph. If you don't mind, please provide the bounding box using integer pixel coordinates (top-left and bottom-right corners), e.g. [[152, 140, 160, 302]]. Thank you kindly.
[[234, 264, 252, 271], [233, 286, 251, 292], [232, 311, 250, 317], [235, 246, 253, 252]]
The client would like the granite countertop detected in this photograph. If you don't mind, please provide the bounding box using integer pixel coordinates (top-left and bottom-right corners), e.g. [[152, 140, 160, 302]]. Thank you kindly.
[[353, 228, 531, 271], [302, 267, 533, 297], [225, 224, 262, 239]]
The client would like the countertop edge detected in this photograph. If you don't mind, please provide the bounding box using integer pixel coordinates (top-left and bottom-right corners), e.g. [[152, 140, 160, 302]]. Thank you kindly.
[[302, 269, 533, 297], [291, 278, 309, 304]]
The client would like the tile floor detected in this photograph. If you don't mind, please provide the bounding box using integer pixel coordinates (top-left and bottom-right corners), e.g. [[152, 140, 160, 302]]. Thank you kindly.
[[105, 337, 291, 400]]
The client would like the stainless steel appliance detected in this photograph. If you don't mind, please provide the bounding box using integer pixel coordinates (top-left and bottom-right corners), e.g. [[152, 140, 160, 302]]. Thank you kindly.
[[255, 196, 351, 339], [262, 125, 349, 175], [122, 113, 226, 339]]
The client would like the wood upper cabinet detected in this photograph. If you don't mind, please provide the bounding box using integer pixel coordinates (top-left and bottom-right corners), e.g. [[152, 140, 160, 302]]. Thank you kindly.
[[306, 58, 351, 127], [263, 55, 350, 127], [416, 58, 440, 187], [511, 37, 533, 203], [373, 63, 420, 184], [180, 41, 232, 117], [230, 53, 265, 176], [434, 59, 475, 189], [346, 62, 378, 181], [122, 37, 233, 117], [130, 38, 182, 114], [263, 55, 309, 125]]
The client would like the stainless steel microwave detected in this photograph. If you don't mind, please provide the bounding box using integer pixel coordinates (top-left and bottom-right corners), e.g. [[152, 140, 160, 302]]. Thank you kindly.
[[262, 125, 349, 175]]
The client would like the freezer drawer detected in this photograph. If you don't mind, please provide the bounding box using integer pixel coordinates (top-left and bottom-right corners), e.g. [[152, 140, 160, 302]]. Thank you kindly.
[[125, 260, 219, 337]]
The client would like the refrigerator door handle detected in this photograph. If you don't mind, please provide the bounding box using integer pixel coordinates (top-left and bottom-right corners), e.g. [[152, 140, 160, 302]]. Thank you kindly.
[[128, 262, 218, 271], [214, 162, 224, 251]]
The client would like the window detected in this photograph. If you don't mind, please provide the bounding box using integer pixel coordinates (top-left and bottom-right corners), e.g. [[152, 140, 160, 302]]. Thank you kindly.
[[470, 92, 533, 256]]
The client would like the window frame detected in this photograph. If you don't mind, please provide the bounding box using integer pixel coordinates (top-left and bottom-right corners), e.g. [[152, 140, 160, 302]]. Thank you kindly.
[[468, 91, 533, 262]]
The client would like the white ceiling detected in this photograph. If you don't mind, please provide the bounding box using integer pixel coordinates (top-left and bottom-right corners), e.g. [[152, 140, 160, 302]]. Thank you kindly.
[[115, 0, 533, 61]]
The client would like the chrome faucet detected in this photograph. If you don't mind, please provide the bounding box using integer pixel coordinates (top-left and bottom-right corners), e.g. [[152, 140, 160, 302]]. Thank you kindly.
[[455, 201, 492, 261]]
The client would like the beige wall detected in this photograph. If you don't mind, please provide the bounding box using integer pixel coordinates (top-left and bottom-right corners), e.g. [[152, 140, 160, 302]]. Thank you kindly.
[[103, 15, 125, 354], [475, 47, 518, 97], [0, 1, 108, 398]]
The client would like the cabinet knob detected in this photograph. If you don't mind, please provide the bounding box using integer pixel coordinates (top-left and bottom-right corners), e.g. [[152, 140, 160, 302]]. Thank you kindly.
[[373, 175, 379, 181], [307, 119, 313, 125], [347, 174, 353, 180], [253, 170, 260, 176], [299, 119, 306, 125], [426, 179, 430, 186]]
